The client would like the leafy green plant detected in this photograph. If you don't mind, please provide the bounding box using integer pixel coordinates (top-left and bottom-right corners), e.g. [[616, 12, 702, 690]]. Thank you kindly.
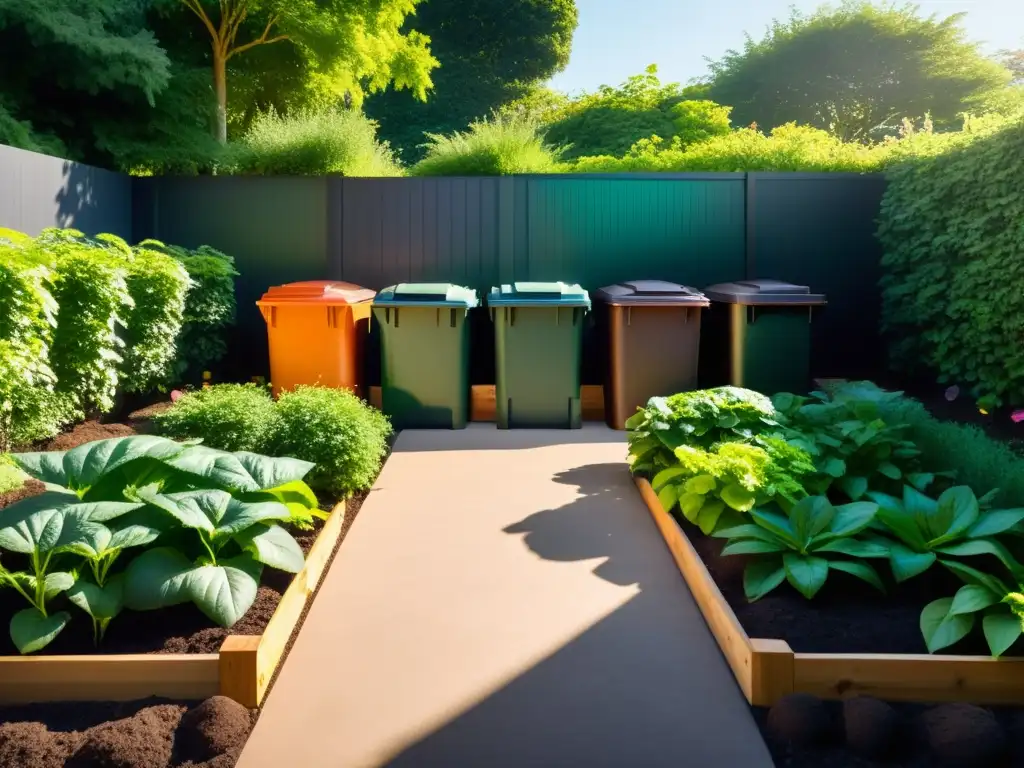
[[919, 561, 1024, 657], [867, 485, 1024, 582], [152, 383, 278, 453], [652, 438, 814, 534], [412, 114, 562, 176], [714, 496, 887, 600], [627, 387, 780, 474], [271, 386, 392, 498], [6, 436, 323, 651], [118, 242, 191, 393], [0, 454, 25, 495]]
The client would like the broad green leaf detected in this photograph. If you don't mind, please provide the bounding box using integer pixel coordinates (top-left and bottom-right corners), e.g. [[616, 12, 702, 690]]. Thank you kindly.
[[935, 539, 1023, 573], [695, 500, 727, 535], [164, 446, 260, 493], [907, 473, 935, 492], [123, 547, 194, 611], [750, 508, 800, 549], [652, 467, 687, 491], [231, 452, 315, 491], [872, 496, 928, 550], [815, 537, 889, 558], [67, 576, 124, 621], [721, 539, 789, 555], [743, 558, 786, 601], [139, 489, 226, 532], [942, 560, 1010, 595], [828, 502, 879, 538], [180, 555, 262, 628], [966, 508, 1024, 539], [657, 484, 678, 514], [10, 608, 70, 654], [11, 452, 68, 487], [933, 486, 980, 541], [43, 572, 75, 600], [63, 436, 185, 492], [920, 598, 973, 653], [683, 474, 717, 495], [838, 475, 869, 500], [720, 484, 756, 512], [888, 542, 937, 582], [712, 524, 783, 544], [947, 584, 999, 616], [59, 500, 144, 523], [982, 612, 1022, 657], [783, 553, 829, 599], [902, 485, 940, 538], [877, 462, 901, 480], [233, 524, 304, 573], [108, 507, 167, 550], [0, 493, 76, 553], [828, 560, 885, 592], [624, 411, 647, 430], [678, 492, 705, 522], [822, 458, 846, 478]]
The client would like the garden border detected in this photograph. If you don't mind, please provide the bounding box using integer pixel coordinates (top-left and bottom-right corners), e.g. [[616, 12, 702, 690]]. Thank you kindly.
[[368, 384, 605, 422], [635, 477, 1024, 706], [0, 501, 346, 708]]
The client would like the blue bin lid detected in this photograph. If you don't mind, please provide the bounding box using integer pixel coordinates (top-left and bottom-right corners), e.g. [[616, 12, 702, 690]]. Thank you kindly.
[[487, 281, 591, 308], [373, 283, 479, 309], [702, 279, 826, 306]]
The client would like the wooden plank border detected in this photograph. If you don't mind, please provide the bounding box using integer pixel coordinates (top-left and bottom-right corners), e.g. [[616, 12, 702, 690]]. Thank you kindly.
[[0, 502, 346, 707], [636, 477, 1024, 706], [368, 384, 605, 423]]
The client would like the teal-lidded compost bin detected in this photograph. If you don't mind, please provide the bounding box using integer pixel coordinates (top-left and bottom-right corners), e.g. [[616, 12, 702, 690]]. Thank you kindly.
[[489, 282, 591, 429], [699, 279, 826, 396], [373, 283, 478, 429]]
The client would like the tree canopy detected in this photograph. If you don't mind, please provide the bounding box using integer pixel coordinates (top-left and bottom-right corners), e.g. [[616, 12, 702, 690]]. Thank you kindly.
[[364, 0, 577, 162], [705, 1, 1011, 141]]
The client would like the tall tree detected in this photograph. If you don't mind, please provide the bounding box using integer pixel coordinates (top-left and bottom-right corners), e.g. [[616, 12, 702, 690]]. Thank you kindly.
[[999, 49, 1024, 85], [163, 0, 439, 143], [705, 1, 1010, 141], [364, 0, 577, 162]]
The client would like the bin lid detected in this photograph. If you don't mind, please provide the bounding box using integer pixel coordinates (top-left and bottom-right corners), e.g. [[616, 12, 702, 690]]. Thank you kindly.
[[702, 279, 826, 306], [373, 282, 479, 308], [487, 281, 591, 308], [257, 280, 375, 306], [594, 280, 709, 307]]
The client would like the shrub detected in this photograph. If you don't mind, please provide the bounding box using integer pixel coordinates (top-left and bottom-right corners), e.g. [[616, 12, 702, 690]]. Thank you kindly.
[[412, 114, 562, 176], [877, 112, 1024, 406], [670, 100, 733, 146], [271, 386, 392, 497], [137, 241, 238, 382], [151, 383, 278, 453], [117, 241, 192, 394], [0, 453, 25, 495], [225, 108, 403, 177]]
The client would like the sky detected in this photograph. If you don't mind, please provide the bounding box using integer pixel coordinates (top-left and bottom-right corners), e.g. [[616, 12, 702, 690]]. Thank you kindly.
[[548, 0, 1022, 95]]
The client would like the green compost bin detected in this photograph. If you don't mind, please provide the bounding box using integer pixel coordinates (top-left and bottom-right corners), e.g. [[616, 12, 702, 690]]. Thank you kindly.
[[699, 279, 826, 396], [373, 283, 479, 429], [488, 282, 591, 429]]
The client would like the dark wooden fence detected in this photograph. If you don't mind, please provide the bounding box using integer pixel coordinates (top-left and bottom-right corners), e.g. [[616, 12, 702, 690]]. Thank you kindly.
[[0, 144, 887, 385]]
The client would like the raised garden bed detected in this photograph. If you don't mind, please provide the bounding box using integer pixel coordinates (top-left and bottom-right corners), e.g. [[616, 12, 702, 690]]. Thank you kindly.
[[636, 477, 1024, 707]]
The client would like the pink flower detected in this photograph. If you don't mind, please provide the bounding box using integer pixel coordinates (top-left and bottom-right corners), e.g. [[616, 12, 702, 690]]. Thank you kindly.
[[170, 390, 183, 403], [1012, 410, 1024, 424]]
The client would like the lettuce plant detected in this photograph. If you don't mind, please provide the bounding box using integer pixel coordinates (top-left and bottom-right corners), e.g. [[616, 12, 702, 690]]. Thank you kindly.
[[4, 436, 321, 651], [714, 496, 888, 601], [919, 561, 1024, 657], [867, 485, 1024, 582]]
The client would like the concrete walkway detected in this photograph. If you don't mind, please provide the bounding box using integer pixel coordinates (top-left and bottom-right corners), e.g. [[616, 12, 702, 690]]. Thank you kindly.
[[237, 426, 773, 768]]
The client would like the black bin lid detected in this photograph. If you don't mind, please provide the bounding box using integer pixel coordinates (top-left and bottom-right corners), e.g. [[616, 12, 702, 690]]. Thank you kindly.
[[594, 280, 710, 307], [702, 279, 826, 306]]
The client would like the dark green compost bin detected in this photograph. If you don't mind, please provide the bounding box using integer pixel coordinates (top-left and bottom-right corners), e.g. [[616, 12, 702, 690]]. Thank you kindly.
[[373, 283, 479, 429], [699, 279, 826, 396], [489, 282, 591, 429]]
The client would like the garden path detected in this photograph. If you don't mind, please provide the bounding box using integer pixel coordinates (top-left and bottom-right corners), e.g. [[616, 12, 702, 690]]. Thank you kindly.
[[236, 425, 773, 767]]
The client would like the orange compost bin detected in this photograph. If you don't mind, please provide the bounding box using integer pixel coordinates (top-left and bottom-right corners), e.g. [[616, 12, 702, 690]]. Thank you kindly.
[[257, 281, 376, 397]]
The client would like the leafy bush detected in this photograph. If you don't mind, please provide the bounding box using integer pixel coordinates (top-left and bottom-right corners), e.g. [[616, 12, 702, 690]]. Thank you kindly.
[[224, 108, 403, 177], [0, 103, 66, 157], [412, 114, 562, 176], [152, 384, 278, 453], [8, 436, 323, 652], [878, 113, 1024, 405], [117, 241, 191, 394], [0, 453, 25, 495], [137, 241, 239, 382], [670, 100, 733, 146], [714, 496, 887, 600], [271, 386, 392, 497]]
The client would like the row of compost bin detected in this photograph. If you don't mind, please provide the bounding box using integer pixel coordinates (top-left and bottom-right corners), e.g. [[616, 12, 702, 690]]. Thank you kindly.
[[257, 279, 826, 430]]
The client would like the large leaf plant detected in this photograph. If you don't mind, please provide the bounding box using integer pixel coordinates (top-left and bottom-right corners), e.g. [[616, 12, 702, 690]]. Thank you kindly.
[[2, 436, 321, 653]]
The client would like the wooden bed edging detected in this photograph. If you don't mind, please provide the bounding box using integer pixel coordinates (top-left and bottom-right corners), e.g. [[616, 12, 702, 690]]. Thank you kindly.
[[635, 477, 1024, 707], [0, 502, 346, 708], [368, 384, 605, 422]]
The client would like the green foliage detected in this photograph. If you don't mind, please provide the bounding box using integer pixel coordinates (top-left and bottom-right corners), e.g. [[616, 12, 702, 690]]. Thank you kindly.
[[0, 103, 65, 157], [365, 0, 578, 162], [705, 1, 1010, 141], [866, 485, 1024, 582], [715, 496, 887, 600], [224, 108, 403, 176], [0, 453, 25, 495], [152, 384, 278, 453], [878, 114, 1024, 406], [412, 114, 561, 176], [118, 243, 191, 394], [7, 435, 321, 650], [137, 241, 238, 382], [271, 386, 392, 498], [626, 387, 779, 474], [670, 100, 733, 146]]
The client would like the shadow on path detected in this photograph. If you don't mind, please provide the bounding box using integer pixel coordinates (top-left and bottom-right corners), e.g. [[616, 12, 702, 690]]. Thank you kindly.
[[384, 462, 773, 768]]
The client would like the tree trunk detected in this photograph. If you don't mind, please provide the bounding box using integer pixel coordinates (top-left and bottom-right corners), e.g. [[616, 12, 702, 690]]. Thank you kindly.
[[213, 48, 228, 144]]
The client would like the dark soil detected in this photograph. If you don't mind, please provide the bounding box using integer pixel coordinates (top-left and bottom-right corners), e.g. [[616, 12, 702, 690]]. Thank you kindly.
[[686, 521, 993, 655], [0, 696, 255, 768]]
